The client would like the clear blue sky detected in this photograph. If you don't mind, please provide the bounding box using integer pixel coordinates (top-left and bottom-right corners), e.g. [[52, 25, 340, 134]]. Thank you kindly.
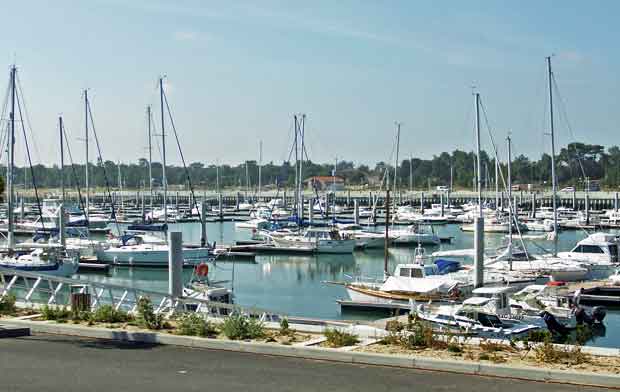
[[1, 1, 618, 167]]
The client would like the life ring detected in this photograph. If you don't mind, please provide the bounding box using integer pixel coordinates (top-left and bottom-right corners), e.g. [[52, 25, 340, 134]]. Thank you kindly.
[[196, 263, 209, 277]]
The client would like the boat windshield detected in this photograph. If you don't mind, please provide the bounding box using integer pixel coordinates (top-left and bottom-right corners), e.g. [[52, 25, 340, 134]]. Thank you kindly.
[[573, 245, 605, 254], [477, 313, 503, 328]]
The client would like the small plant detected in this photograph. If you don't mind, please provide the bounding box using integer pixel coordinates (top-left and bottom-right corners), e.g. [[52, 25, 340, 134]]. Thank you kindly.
[[136, 297, 165, 330], [447, 342, 463, 353], [41, 305, 72, 322], [385, 320, 404, 333], [523, 329, 552, 343], [177, 313, 217, 337], [478, 353, 490, 361], [324, 328, 359, 348], [0, 294, 17, 315], [221, 314, 265, 340], [279, 317, 293, 336], [91, 305, 131, 323]]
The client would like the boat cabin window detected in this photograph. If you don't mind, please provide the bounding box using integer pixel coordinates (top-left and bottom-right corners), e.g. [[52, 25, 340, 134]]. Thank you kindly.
[[398, 267, 424, 278], [574, 245, 605, 254], [477, 313, 503, 328], [423, 265, 436, 276]]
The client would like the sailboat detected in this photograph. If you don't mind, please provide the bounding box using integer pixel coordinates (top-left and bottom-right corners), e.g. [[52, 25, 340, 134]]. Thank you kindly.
[[486, 57, 606, 282], [0, 67, 78, 277], [96, 76, 212, 266]]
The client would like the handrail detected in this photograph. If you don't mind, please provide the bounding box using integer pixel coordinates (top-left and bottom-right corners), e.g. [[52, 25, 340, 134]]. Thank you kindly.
[[0, 266, 282, 320]]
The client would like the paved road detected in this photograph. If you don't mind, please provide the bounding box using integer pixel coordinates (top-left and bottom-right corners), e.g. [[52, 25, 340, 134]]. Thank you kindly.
[[0, 334, 610, 392]]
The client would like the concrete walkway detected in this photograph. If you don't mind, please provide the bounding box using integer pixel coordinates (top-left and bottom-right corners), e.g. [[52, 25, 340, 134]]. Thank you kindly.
[[0, 334, 611, 392]]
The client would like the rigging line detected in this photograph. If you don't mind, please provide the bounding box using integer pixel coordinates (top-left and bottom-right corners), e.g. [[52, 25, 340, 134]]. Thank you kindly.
[[14, 84, 45, 231], [0, 73, 12, 163], [61, 123, 86, 215], [551, 72, 587, 180], [15, 74, 42, 162], [479, 97, 530, 258], [162, 90, 203, 230], [86, 99, 121, 235]]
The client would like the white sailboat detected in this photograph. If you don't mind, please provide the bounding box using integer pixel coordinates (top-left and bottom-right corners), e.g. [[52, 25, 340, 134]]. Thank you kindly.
[[0, 75, 78, 277]]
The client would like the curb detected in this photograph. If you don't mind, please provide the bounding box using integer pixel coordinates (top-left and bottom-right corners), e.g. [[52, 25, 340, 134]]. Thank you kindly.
[[3, 319, 620, 389]]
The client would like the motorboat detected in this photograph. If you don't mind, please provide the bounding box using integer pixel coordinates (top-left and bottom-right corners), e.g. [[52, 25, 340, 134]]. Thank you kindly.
[[336, 223, 386, 248], [345, 261, 466, 306], [183, 264, 234, 313], [269, 227, 356, 253], [524, 219, 554, 232], [389, 224, 440, 245], [235, 218, 270, 230], [415, 286, 542, 339]]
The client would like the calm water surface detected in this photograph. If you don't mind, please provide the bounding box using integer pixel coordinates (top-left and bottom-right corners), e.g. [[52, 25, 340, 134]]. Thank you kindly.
[[75, 222, 620, 349]]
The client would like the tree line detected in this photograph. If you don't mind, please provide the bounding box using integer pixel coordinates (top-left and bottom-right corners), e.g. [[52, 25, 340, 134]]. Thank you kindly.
[[2, 142, 619, 192]]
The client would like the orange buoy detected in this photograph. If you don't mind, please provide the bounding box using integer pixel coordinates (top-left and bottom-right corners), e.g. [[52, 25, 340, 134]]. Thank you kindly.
[[196, 263, 209, 276], [546, 280, 566, 286]]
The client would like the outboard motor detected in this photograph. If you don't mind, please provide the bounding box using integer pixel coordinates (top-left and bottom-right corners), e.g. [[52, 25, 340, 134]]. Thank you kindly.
[[591, 306, 607, 323], [540, 311, 569, 336], [574, 307, 594, 326]]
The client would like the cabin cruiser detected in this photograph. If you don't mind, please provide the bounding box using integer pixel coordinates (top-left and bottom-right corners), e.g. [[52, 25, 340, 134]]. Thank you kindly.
[[553, 233, 619, 280], [268, 227, 356, 253], [389, 224, 440, 245], [415, 286, 541, 339], [336, 223, 386, 248]]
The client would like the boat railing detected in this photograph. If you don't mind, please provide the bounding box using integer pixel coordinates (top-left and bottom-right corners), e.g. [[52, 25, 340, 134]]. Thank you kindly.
[[0, 266, 282, 322]]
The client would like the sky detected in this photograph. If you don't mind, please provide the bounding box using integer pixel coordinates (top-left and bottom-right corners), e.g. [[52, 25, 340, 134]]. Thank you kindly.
[[0, 0, 618, 167]]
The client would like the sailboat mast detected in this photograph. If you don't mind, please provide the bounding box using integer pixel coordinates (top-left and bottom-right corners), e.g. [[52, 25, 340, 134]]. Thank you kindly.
[[547, 56, 558, 256], [474, 92, 484, 288], [59, 115, 66, 247], [7, 65, 16, 250], [147, 105, 153, 214], [84, 89, 90, 221], [393, 122, 400, 198], [159, 77, 167, 224], [507, 135, 513, 268], [475, 93, 483, 217], [258, 140, 262, 200], [298, 114, 305, 220]]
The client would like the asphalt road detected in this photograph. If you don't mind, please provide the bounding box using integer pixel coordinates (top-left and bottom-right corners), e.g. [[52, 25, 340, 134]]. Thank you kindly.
[[0, 334, 610, 392]]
